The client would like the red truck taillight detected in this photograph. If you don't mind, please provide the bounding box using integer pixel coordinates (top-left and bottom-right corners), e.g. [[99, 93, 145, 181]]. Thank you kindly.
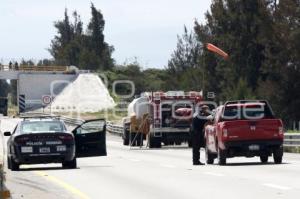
[[278, 127, 284, 137]]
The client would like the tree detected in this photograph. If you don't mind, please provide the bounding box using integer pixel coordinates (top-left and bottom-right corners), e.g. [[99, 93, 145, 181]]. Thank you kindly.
[[49, 4, 114, 71], [166, 27, 204, 91]]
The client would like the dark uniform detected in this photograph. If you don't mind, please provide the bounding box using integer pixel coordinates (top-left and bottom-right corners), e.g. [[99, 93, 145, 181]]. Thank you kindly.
[[191, 110, 209, 165]]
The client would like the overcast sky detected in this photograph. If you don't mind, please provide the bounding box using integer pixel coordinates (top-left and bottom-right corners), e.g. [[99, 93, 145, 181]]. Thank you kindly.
[[0, 0, 211, 68]]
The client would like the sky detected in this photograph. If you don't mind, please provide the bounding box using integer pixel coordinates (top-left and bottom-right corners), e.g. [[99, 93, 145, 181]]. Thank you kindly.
[[0, 0, 212, 68]]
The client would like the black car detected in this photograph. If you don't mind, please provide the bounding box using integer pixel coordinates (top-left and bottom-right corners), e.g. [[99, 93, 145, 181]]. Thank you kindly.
[[4, 117, 107, 171]]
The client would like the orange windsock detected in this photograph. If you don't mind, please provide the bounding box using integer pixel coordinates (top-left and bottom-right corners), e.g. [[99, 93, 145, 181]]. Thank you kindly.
[[206, 43, 229, 60]]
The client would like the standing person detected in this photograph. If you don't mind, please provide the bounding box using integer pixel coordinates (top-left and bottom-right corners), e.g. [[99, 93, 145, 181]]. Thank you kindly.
[[191, 105, 210, 165]]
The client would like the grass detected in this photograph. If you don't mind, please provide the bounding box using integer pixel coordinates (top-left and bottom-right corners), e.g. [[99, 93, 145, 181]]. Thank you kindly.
[[284, 146, 300, 153], [286, 130, 300, 134]]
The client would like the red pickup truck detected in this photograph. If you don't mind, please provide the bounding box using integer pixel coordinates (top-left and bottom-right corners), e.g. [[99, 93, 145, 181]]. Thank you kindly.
[[205, 100, 284, 165]]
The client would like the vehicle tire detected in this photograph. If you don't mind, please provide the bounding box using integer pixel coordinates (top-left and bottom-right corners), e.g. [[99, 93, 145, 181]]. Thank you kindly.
[[149, 137, 156, 148], [217, 148, 227, 166], [149, 137, 161, 148], [10, 157, 20, 171], [7, 156, 11, 170], [123, 138, 129, 146], [273, 147, 283, 164], [260, 155, 269, 163], [205, 146, 215, 165], [175, 141, 181, 146], [63, 158, 77, 169], [188, 140, 192, 148], [136, 134, 143, 147], [123, 129, 130, 146], [129, 133, 137, 146]]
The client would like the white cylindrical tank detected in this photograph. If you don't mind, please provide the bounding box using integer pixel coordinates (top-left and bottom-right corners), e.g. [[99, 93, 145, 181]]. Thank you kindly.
[[128, 97, 150, 119]]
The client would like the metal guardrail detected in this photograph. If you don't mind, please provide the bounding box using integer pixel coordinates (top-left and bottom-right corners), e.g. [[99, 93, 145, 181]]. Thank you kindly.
[[284, 133, 300, 147], [106, 122, 300, 148], [19, 113, 84, 127], [0, 65, 68, 72], [106, 122, 123, 136]]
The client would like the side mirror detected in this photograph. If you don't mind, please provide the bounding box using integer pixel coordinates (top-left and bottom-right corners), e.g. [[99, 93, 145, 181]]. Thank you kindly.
[[4, 131, 11, 136]]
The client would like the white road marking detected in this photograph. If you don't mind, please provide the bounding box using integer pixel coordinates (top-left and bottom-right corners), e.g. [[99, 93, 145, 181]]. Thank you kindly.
[[262, 183, 292, 190], [203, 172, 225, 177], [160, 164, 176, 168]]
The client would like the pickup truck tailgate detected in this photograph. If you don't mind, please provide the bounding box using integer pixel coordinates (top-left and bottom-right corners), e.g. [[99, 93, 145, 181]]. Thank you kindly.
[[223, 119, 283, 141]]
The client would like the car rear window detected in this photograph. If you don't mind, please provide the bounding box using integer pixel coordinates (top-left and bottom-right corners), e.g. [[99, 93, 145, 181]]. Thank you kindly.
[[223, 104, 274, 121], [21, 121, 65, 133]]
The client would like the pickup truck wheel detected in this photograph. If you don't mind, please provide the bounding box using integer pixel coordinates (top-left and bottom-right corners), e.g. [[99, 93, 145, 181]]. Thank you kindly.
[[205, 146, 214, 164], [260, 155, 269, 163], [188, 140, 192, 148], [10, 157, 20, 171], [273, 147, 283, 164], [217, 148, 226, 166]]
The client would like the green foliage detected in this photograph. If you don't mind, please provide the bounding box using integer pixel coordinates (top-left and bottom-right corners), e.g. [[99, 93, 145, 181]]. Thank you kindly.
[[102, 63, 167, 102], [167, 0, 300, 128], [49, 4, 114, 71]]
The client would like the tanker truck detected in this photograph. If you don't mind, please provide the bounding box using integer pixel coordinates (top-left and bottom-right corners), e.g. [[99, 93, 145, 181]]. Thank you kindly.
[[122, 91, 203, 148]]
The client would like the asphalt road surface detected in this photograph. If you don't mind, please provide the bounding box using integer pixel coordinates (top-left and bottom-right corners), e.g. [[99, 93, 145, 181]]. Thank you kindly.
[[1, 118, 300, 199]]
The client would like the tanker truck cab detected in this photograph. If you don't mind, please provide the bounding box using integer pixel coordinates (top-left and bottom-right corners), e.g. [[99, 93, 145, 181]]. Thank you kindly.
[[205, 100, 284, 165]]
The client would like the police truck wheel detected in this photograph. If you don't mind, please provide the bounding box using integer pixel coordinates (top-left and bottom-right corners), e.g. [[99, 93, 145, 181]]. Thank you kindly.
[[10, 158, 20, 171], [217, 148, 227, 166], [273, 147, 283, 164], [63, 158, 77, 169], [7, 156, 11, 170], [205, 146, 215, 164], [260, 155, 269, 163]]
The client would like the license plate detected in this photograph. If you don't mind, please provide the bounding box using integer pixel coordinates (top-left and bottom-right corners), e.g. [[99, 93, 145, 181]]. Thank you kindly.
[[39, 147, 50, 153], [249, 145, 260, 151], [56, 145, 66, 152], [21, 147, 33, 153]]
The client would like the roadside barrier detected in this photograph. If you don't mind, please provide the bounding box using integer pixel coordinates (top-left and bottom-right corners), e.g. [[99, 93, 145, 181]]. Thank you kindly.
[[106, 122, 123, 137]]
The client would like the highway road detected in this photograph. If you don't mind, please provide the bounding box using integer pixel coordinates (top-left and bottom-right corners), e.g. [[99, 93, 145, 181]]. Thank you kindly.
[[1, 118, 300, 199]]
